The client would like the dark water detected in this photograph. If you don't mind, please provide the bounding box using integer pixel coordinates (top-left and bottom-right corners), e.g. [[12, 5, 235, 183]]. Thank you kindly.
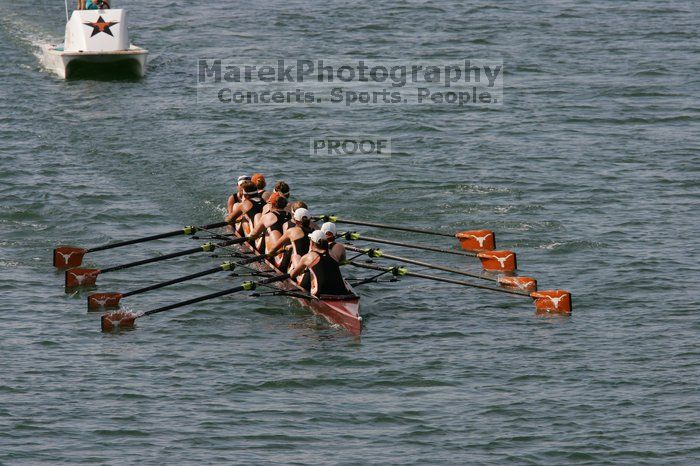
[[1, 1, 699, 464]]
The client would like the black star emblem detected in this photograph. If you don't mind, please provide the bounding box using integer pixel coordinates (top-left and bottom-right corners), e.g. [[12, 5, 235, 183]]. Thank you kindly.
[[83, 16, 119, 37]]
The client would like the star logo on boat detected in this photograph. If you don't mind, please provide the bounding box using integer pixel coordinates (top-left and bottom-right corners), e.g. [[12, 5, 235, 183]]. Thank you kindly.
[[83, 16, 119, 37]]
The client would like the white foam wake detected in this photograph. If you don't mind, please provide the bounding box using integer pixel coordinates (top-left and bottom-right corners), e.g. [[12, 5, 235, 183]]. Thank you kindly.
[[0, 6, 62, 71]]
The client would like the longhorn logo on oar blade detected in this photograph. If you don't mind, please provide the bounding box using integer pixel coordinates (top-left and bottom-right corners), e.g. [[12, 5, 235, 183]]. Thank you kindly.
[[456, 230, 496, 251], [477, 250, 517, 272], [530, 290, 572, 314], [87, 293, 123, 311], [53, 247, 87, 268], [65, 268, 100, 289]]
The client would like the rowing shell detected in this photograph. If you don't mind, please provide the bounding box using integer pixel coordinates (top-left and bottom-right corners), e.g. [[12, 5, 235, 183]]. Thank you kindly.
[[229, 227, 362, 335]]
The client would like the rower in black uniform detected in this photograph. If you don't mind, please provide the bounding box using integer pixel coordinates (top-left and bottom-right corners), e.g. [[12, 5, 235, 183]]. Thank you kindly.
[[226, 175, 250, 217], [225, 181, 265, 237], [248, 193, 292, 263], [291, 230, 350, 296], [267, 207, 316, 273]]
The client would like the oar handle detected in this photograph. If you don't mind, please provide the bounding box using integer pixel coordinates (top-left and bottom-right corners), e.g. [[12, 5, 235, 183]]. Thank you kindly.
[[142, 273, 289, 317], [86, 221, 230, 253], [318, 216, 455, 238]]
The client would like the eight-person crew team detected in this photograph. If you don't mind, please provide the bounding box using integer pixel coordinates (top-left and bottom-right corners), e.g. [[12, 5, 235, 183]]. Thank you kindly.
[[225, 174, 349, 297]]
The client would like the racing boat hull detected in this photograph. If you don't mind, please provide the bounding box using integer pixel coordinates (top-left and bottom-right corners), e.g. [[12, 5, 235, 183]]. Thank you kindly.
[[232, 229, 362, 335]]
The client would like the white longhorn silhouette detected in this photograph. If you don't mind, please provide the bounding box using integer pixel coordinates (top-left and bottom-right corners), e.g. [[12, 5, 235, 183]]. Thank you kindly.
[[491, 253, 513, 267], [545, 295, 565, 308], [71, 271, 96, 286], [72, 273, 86, 285], [514, 279, 534, 290], [468, 233, 493, 247], [58, 251, 77, 263], [92, 297, 110, 307]]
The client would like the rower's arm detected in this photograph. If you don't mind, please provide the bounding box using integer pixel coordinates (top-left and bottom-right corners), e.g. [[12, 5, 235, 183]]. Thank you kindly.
[[267, 231, 290, 255], [337, 244, 347, 263], [249, 213, 273, 238], [225, 203, 243, 223], [290, 258, 309, 279]]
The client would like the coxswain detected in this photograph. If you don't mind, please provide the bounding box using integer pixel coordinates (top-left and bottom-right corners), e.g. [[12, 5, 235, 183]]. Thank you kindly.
[[267, 207, 316, 273], [225, 181, 265, 237], [227, 175, 251, 215], [251, 173, 271, 202], [320, 222, 346, 263], [290, 230, 351, 296], [247, 193, 292, 262]]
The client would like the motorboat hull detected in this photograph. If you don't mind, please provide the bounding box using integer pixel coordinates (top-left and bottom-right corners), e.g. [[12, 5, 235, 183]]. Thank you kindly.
[[42, 45, 147, 79]]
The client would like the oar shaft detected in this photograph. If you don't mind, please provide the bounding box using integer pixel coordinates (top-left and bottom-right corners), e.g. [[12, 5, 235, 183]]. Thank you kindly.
[[101, 244, 219, 274], [87, 221, 229, 253], [321, 216, 454, 238], [346, 233, 476, 257], [350, 262, 528, 297], [344, 245, 494, 283], [142, 274, 288, 317], [122, 253, 268, 298], [122, 266, 223, 298]]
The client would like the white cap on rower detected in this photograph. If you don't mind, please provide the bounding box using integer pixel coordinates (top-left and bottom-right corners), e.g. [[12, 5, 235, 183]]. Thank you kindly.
[[293, 207, 311, 221], [321, 222, 336, 236], [309, 230, 325, 244], [237, 175, 251, 185]]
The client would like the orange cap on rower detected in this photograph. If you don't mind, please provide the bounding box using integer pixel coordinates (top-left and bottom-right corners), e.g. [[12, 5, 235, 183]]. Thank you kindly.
[[251, 173, 266, 188], [456, 230, 495, 251], [267, 191, 280, 205]]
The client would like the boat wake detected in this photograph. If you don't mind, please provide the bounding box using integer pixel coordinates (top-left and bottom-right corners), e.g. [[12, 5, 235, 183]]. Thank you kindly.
[[0, 8, 60, 72]]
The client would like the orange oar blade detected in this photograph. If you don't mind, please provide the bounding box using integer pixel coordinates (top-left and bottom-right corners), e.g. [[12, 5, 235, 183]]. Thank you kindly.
[[477, 250, 517, 272], [101, 311, 139, 331], [456, 230, 495, 251], [87, 292, 123, 311], [498, 276, 537, 292], [53, 246, 87, 268], [530, 290, 572, 315], [65, 268, 100, 289]]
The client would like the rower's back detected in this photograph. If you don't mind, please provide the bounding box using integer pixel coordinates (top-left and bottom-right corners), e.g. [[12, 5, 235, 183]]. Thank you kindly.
[[309, 251, 349, 296], [288, 224, 313, 256]]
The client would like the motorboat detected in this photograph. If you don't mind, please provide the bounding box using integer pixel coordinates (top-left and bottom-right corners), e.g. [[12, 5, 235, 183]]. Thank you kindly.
[[42, 3, 147, 79]]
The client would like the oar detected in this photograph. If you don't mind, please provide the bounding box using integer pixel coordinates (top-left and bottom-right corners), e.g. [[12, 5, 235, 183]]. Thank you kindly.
[[65, 236, 254, 290], [343, 231, 479, 257], [101, 274, 290, 331], [343, 244, 535, 290], [53, 220, 231, 268], [343, 240, 520, 275], [317, 215, 496, 251], [86, 251, 272, 310], [350, 262, 571, 314]]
